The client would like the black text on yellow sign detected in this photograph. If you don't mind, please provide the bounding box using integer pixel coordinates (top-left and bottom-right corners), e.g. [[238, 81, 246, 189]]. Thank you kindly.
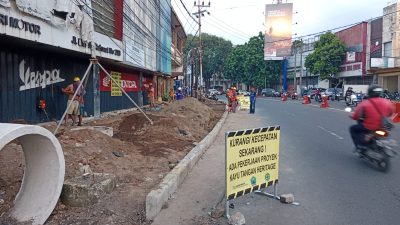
[[226, 126, 280, 200], [111, 71, 122, 96]]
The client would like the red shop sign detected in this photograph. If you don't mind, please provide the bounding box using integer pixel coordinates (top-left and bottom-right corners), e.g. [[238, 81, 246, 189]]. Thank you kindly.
[[100, 70, 140, 92]]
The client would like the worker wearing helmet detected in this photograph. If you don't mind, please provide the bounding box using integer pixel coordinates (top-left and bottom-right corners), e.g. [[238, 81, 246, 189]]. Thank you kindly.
[[62, 76, 86, 126]]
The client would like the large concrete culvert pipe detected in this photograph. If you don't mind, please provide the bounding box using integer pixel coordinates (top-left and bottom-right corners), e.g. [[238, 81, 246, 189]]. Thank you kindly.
[[0, 123, 65, 225]]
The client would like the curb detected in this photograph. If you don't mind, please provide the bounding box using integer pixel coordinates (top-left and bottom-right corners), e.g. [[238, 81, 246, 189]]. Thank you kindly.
[[145, 110, 228, 221]]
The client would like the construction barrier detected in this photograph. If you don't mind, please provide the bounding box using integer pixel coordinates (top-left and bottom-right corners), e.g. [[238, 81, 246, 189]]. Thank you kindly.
[[320, 96, 329, 108], [302, 95, 310, 104], [392, 102, 400, 123]]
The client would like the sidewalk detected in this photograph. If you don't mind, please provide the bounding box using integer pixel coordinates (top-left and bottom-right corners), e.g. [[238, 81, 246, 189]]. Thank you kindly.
[[151, 111, 262, 225]]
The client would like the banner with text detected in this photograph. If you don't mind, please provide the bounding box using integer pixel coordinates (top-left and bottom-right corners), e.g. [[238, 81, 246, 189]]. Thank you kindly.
[[100, 70, 140, 93], [226, 126, 280, 200], [264, 3, 293, 60], [238, 95, 250, 110]]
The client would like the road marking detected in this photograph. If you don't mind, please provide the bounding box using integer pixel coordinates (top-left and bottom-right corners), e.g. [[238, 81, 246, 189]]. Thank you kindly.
[[318, 125, 344, 140]]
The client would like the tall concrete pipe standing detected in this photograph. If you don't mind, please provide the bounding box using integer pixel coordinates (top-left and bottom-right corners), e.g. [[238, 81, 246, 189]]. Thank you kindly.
[[0, 123, 65, 225]]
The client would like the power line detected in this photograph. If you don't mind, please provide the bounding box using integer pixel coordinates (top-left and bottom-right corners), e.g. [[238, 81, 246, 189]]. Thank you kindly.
[[172, 0, 196, 29], [207, 15, 252, 39], [204, 16, 251, 40], [75, 1, 174, 67], [179, 0, 199, 25], [202, 19, 249, 42]]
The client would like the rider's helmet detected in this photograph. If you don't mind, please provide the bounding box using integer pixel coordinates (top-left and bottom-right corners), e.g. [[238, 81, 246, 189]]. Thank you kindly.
[[367, 85, 383, 98], [347, 87, 353, 90]]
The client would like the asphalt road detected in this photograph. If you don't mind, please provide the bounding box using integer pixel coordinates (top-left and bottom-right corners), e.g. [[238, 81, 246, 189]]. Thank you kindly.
[[229, 97, 400, 225]]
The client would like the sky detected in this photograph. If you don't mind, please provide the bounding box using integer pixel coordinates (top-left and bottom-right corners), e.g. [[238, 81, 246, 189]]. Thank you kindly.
[[171, 0, 396, 45]]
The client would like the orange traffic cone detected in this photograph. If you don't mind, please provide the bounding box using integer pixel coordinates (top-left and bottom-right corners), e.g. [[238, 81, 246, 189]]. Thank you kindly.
[[302, 96, 310, 104], [320, 96, 329, 108], [281, 94, 287, 102]]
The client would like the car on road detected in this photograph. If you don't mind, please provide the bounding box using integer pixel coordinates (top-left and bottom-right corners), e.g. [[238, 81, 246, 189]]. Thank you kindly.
[[238, 90, 250, 96], [261, 88, 276, 97], [324, 88, 343, 100]]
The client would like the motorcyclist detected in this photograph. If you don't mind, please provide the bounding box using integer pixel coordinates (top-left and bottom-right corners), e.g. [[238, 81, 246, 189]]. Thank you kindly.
[[314, 88, 321, 102], [345, 87, 354, 102], [349, 85, 394, 151]]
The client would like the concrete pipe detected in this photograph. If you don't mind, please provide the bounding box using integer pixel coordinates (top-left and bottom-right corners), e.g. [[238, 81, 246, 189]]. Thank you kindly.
[[0, 123, 65, 225]]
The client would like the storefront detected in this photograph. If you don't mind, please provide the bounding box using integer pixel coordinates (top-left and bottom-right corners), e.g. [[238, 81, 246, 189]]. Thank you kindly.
[[98, 65, 141, 113], [0, 40, 93, 123]]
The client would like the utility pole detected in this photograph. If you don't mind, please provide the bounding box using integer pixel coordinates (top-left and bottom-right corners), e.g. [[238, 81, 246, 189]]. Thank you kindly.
[[293, 49, 297, 92], [193, 0, 211, 94], [299, 46, 303, 92]]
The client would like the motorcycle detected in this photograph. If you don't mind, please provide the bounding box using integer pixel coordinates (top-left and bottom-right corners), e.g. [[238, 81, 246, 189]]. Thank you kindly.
[[346, 108, 397, 172], [346, 93, 363, 106], [291, 92, 298, 100], [206, 92, 218, 101], [356, 129, 397, 172], [314, 93, 322, 103]]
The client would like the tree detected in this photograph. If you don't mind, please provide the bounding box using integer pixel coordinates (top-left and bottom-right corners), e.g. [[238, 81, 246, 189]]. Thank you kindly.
[[305, 32, 346, 80], [225, 32, 281, 88], [184, 33, 233, 88]]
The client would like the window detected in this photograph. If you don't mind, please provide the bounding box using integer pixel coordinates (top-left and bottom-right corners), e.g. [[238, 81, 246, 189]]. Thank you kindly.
[[92, 0, 115, 38], [384, 41, 392, 57], [353, 64, 361, 70]]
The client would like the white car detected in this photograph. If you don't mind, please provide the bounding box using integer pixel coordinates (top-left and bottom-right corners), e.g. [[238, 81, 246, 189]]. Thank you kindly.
[[238, 90, 250, 96]]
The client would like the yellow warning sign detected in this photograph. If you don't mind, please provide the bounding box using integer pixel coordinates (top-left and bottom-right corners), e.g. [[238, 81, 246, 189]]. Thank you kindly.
[[237, 95, 250, 110], [226, 126, 280, 200], [111, 71, 122, 96]]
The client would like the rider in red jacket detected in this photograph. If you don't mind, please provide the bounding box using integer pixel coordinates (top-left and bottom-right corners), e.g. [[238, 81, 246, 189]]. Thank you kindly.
[[350, 85, 394, 150]]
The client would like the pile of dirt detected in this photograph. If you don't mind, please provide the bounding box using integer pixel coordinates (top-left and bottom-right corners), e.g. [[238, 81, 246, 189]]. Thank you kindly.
[[0, 97, 225, 225]]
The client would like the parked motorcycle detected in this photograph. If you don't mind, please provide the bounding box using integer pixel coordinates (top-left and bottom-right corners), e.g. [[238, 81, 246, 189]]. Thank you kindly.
[[314, 94, 322, 103], [291, 92, 298, 100], [206, 93, 218, 101]]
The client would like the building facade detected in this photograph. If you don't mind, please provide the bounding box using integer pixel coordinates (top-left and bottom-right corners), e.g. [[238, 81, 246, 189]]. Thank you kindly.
[[369, 3, 400, 93], [0, 0, 179, 123]]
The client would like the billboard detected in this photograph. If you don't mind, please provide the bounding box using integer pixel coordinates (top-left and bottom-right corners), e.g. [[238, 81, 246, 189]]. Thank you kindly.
[[264, 3, 293, 60]]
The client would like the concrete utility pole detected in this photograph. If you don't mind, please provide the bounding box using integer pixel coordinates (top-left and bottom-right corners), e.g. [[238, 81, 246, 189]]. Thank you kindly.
[[193, 0, 211, 93]]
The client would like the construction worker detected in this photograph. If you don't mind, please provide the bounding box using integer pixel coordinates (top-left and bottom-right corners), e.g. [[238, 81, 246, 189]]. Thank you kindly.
[[147, 83, 155, 108], [227, 86, 237, 113], [168, 88, 175, 103], [62, 77, 85, 126]]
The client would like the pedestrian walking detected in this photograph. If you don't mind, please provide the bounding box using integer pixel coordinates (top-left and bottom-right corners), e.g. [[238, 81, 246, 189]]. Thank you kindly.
[[250, 87, 257, 114]]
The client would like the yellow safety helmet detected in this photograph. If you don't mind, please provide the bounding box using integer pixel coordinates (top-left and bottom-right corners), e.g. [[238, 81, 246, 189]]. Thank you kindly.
[[73, 77, 80, 82]]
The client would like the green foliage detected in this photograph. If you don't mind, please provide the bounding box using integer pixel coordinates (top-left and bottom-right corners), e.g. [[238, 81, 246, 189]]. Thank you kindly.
[[184, 33, 233, 85], [184, 32, 282, 88], [305, 32, 346, 80], [225, 32, 281, 88]]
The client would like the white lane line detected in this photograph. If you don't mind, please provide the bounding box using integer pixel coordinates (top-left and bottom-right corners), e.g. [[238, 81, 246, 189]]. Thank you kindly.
[[318, 125, 344, 140]]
